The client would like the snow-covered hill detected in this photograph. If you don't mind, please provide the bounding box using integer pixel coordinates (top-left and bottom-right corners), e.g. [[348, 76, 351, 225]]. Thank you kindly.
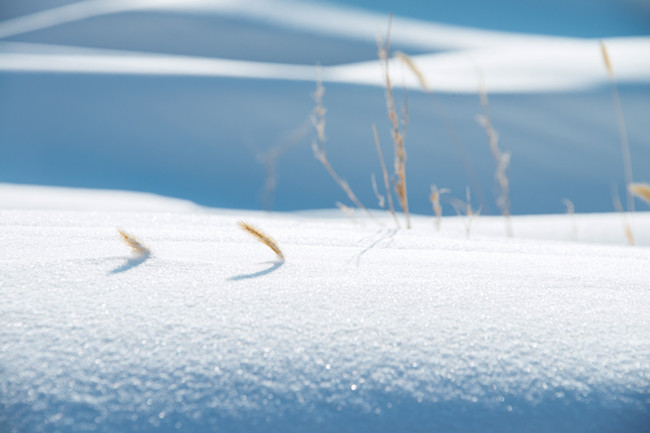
[[1, 185, 649, 432], [1, 1, 650, 431], [1, 0, 649, 215]]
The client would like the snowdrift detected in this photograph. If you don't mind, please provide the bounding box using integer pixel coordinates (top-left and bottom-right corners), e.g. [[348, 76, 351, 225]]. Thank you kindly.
[[0, 185, 649, 432], [1, 0, 650, 215], [1, 1, 650, 431]]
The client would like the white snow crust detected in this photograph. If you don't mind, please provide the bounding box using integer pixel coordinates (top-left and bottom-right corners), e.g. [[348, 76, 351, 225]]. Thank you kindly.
[[1, 1, 649, 430], [1, 186, 648, 432], [1, 0, 650, 92], [1, 0, 649, 217]]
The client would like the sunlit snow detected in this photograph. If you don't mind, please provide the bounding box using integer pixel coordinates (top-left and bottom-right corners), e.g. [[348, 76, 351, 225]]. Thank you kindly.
[[0, 185, 649, 432], [1, 0, 649, 431]]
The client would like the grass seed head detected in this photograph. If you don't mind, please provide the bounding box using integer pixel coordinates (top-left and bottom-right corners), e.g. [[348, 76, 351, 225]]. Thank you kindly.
[[117, 229, 150, 256], [395, 51, 429, 91], [430, 185, 449, 231], [600, 40, 614, 79], [629, 183, 650, 205], [238, 221, 285, 260]]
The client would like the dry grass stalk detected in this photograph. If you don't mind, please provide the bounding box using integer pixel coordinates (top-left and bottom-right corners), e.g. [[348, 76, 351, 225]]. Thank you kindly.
[[622, 223, 635, 246], [377, 14, 411, 229], [612, 188, 635, 246], [238, 221, 285, 260], [371, 174, 385, 208], [372, 124, 400, 227], [311, 75, 378, 223], [601, 41, 634, 212], [450, 187, 479, 239], [397, 51, 490, 214], [336, 201, 356, 222], [629, 182, 650, 205], [395, 51, 429, 91], [600, 41, 614, 79], [562, 198, 575, 215], [562, 199, 578, 241], [259, 118, 311, 211], [118, 229, 150, 256], [476, 67, 513, 237], [464, 187, 479, 238], [430, 185, 449, 231]]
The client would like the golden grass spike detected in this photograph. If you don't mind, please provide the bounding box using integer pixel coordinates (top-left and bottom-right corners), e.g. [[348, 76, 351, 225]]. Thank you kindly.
[[238, 221, 285, 260], [395, 51, 429, 91], [117, 229, 150, 256], [600, 40, 614, 79], [629, 183, 650, 205]]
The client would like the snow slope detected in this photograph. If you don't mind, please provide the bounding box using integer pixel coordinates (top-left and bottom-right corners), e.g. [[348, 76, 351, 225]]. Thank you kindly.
[[2, 2, 650, 431], [1, 185, 649, 432], [1, 0, 650, 216]]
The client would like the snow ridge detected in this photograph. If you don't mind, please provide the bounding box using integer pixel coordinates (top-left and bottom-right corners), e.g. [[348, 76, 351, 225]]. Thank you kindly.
[[1, 186, 649, 433]]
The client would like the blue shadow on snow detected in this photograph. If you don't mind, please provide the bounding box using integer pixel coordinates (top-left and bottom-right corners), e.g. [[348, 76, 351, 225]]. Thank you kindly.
[[228, 260, 284, 281], [108, 253, 151, 275]]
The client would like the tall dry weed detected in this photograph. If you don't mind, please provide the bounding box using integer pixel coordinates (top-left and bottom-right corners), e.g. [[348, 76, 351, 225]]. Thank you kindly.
[[336, 201, 357, 223], [258, 119, 311, 211], [396, 50, 489, 213], [450, 187, 479, 239], [430, 185, 449, 231], [311, 74, 377, 223], [371, 174, 385, 209], [562, 199, 578, 241], [377, 14, 411, 228], [612, 187, 635, 245], [601, 41, 634, 212], [476, 67, 513, 237], [372, 124, 400, 227]]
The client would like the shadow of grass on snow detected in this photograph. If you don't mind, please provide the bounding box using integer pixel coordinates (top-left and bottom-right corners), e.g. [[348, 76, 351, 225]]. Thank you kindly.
[[108, 253, 150, 275], [228, 260, 284, 281]]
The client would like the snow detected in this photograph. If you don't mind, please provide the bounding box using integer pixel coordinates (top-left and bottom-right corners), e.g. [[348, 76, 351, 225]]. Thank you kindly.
[[0, 0, 572, 48], [1, 0, 649, 216], [1, 0, 650, 431], [3, 37, 650, 93], [2, 1, 650, 92], [328, 37, 650, 92], [0, 42, 319, 81], [1, 185, 649, 432]]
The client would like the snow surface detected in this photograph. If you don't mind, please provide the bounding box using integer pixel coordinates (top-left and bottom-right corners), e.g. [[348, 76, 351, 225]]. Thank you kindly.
[[1, 185, 649, 432], [1, 1, 650, 430], [2, 1, 650, 91]]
